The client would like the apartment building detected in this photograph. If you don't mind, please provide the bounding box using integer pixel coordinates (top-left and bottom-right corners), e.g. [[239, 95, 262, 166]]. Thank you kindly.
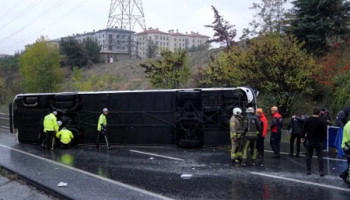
[[63, 28, 134, 62], [134, 28, 210, 58]]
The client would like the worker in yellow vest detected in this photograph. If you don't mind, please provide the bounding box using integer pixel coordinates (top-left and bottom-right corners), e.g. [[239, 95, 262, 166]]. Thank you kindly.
[[56, 127, 74, 148], [96, 108, 111, 150], [43, 111, 60, 151]]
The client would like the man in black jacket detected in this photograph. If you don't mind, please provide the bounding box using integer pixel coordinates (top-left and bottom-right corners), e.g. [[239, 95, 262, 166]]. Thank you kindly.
[[288, 112, 304, 157], [302, 108, 327, 177]]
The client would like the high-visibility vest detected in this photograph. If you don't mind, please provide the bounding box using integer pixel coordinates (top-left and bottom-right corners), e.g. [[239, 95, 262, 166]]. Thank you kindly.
[[43, 113, 58, 132], [97, 114, 107, 131], [56, 129, 74, 144]]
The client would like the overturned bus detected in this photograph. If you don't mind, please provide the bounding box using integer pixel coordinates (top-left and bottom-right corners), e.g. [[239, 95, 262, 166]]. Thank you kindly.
[[9, 87, 257, 148]]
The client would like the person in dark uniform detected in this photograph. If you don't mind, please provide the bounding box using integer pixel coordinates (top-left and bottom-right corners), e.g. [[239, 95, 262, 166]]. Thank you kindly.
[[302, 108, 327, 176], [288, 112, 304, 157]]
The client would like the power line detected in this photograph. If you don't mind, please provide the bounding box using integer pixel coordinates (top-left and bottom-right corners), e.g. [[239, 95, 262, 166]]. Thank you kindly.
[[0, 0, 67, 41], [0, 0, 22, 19], [0, 0, 91, 54], [0, 0, 41, 30]]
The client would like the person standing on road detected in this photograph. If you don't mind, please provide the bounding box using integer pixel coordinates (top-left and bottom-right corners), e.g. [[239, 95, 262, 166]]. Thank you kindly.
[[256, 108, 267, 159], [241, 107, 261, 167], [288, 112, 304, 157], [335, 107, 350, 128], [96, 108, 111, 150], [43, 111, 60, 151], [302, 108, 327, 176], [320, 108, 332, 126], [339, 120, 350, 186], [270, 106, 283, 158], [230, 107, 245, 163]]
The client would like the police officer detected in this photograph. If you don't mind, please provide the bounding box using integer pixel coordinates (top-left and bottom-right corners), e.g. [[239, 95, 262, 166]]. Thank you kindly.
[[230, 107, 244, 163], [340, 120, 350, 186], [43, 111, 60, 151], [56, 126, 74, 149], [241, 107, 261, 167], [96, 108, 111, 150]]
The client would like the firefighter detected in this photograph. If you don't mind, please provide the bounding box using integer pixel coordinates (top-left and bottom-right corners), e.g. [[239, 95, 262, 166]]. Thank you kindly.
[[56, 126, 74, 149], [43, 111, 60, 151], [241, 107, 261, 167], [340, 120, 350, 186], [230, 107, 244, 163], [96, 108, 111, 150]]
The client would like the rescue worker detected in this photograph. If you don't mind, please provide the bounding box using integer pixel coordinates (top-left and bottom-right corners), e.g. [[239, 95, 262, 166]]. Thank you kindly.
[[270, 106, 283, 158], [96, 108, 111, 150], [43, 111, 59, 151], [339, 120, 350, 186], [230, 107, 244, 163], [56, 126, 74, 149], [256, 108, 268, 159], [241, 107, 261, 167], [288, 112, 304, 157]]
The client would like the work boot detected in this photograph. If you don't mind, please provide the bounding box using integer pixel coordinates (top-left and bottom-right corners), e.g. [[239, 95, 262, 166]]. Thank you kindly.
[[319, 171, 324, 177], [272, 154, 280, 159], [241, 160, 247, 167], [251, 159, 257, 166], [307, 170, 311, 175]]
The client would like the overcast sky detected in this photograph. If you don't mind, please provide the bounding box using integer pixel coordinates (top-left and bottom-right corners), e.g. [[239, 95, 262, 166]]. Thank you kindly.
[[0, 0, 261, 55]]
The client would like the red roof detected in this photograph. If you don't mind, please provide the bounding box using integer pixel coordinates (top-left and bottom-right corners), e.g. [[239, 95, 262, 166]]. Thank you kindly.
[[135, 28, 167, 36], [135, 28, 210, 38]]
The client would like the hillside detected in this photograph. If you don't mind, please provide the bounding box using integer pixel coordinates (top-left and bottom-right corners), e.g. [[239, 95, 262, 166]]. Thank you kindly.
[[63, 49, 220, 92]]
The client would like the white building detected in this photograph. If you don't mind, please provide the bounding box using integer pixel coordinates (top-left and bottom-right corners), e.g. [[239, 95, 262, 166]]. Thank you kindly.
[[134, 28, 210, 58], [63, 28, 135, 63]]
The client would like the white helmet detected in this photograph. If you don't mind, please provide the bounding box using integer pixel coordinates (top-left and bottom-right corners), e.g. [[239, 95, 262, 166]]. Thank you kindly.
[[246, 107, 255, 113], [52, 111, 58, 116], [103, 108, 109, 112], [233, 107, 242, 116], [57, 121, 62, 126]]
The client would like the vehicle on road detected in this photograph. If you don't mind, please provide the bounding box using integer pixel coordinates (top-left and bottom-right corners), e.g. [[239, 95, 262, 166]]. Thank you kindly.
[[10, 87, 257, 148]]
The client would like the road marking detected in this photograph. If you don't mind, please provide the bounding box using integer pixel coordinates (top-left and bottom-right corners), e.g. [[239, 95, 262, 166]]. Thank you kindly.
[[251, 172, 350, 192], [264, 150, 346, 162], [130, 150, 185, 162], [1, 126, 9, 129], [0, 144, 174, 200], [0, 117, 9, 120]]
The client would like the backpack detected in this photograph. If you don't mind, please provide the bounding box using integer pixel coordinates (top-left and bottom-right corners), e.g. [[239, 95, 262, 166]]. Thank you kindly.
[[244, 114, 261, 138]]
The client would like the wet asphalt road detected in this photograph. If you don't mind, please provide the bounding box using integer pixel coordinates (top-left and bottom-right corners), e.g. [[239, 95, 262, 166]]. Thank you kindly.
[[0, 116, 349, 200]]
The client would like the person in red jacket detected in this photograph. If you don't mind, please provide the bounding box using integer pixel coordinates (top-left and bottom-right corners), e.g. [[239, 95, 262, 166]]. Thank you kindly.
[[270, 106, 283, 158], [256, 108, 268, 159]]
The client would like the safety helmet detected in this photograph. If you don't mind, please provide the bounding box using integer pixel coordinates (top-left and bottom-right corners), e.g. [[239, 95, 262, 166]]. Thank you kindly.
[[233, 107, 242, 116], [57, 121, 62, 126], [246, 107, 255, 113], [52, 111, 58, 116], [103, 108, 109, 112]]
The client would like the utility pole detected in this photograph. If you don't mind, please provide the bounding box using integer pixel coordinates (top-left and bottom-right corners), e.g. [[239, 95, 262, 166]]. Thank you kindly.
[[107, 0, 147, 31]]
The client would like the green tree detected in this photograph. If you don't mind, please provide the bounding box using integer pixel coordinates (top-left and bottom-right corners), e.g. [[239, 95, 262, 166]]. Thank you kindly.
[[59, 37, 88, 67], [288, 0, 350, 56], [205, 6, 237, 49], [329, 69, 350, 114], [19, 36, 64, 93], [83, 37, 101, 64], [140, 50, 191, 89], [196, 34, 318, 116], [241, 0, 288, 39], [146, 39, 158, 58]]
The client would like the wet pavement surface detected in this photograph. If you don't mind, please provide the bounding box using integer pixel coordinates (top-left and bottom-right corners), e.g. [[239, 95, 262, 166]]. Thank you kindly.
[[0, 116, 349, 200]]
